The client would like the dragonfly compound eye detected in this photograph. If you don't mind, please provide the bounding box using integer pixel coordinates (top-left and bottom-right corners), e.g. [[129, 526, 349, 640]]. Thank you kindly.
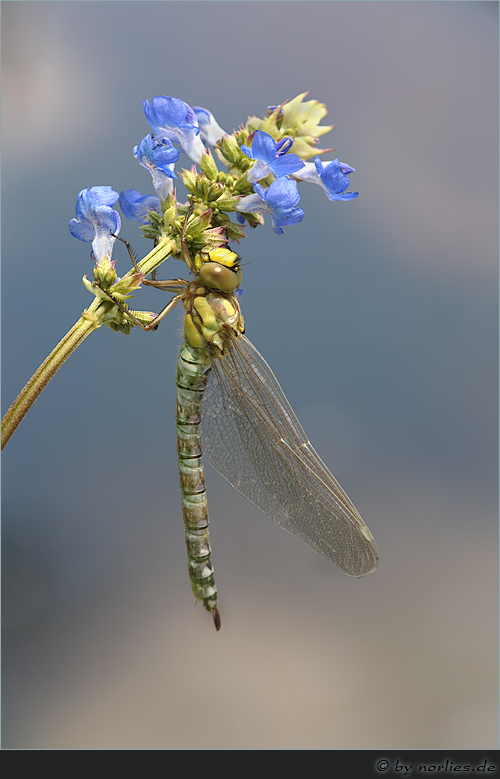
[[199, 262, 242, 294]]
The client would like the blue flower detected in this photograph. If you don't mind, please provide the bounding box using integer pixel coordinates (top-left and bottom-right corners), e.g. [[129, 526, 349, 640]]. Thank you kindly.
[[143, 95, 206, 163], [68, 186, 121, 261], [236, 177, 304, 235], [193, 106, 227, 145], [119, 189, 162, 224], [133, 133, 179, 200], [293, 156, 358, 201], [241, 131, 305, 182]]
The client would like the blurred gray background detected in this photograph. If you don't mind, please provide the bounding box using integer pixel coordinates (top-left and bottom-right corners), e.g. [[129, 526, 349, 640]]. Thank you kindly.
[[2, 1, 498, 749]]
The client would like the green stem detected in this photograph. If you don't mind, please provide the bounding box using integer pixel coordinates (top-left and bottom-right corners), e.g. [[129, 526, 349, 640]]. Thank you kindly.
[[125, 237, 177, 279], [2, 238, 178, 450], [1, 297, 114, 450]]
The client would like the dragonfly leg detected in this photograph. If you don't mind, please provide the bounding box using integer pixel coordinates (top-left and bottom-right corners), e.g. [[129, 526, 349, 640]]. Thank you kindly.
[[93, 281, 183, 331], [111, 232, 141, 272], [111, 231, 191, 292], [178, 198, 197, 274], [141, 278, 189, 293]]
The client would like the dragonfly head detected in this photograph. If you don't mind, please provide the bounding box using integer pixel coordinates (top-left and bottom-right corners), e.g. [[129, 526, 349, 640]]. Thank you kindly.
[[197, 247, 242, 294]]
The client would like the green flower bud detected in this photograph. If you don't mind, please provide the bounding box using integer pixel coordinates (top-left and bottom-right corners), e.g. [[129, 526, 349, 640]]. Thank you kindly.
[[181, 167, 197, 194], [217, 134, 241, 164], [93, 257, 117, 289], [199, 149, 219, 181], [213, 196, 240, 212]]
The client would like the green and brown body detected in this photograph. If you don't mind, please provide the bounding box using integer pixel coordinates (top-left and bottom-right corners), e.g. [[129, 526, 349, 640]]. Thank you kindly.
[[175, 274, 244, 631], [176, 340, 219, 628], [170, 242, 377, 632], [90, 224, 378, 633]]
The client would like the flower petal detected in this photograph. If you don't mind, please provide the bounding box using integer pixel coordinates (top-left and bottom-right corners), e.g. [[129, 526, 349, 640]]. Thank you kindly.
[[119, 189, 162, 224], [69, 186, 121, 261], [143, 95, 206, 163], [194, 106, 227, 145]]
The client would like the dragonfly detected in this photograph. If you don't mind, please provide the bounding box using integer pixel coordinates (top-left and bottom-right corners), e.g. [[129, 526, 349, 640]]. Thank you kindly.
[[101, 223, 379, 631]]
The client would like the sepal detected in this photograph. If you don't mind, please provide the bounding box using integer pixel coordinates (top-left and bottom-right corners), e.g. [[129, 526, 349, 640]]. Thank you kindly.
[[199, 149, 219, 181]]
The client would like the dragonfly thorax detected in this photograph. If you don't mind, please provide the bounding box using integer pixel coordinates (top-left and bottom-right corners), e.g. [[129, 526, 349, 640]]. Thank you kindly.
[[183, 281, 244, 352]]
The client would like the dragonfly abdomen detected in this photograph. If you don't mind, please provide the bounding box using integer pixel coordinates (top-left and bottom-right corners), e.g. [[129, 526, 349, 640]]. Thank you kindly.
[[175, 340, 220, 630]]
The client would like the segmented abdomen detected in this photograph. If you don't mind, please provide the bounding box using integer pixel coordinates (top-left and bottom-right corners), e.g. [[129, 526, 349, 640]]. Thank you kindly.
[[175, 339, 220, 630]]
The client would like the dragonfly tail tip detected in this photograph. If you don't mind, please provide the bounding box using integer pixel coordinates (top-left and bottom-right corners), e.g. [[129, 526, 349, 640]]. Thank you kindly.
[[212, 607, 221, 631]]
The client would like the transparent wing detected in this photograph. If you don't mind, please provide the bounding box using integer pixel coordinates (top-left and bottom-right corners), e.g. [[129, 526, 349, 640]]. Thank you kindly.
[[201, 335, 378, 577]]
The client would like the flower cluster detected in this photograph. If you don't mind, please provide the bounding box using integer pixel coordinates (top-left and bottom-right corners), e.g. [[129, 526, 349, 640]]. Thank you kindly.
[[68, 93, 358, 329]]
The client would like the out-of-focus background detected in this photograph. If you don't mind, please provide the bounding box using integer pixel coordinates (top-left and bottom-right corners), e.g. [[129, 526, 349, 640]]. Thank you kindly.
[[2, 1, 498, 749]]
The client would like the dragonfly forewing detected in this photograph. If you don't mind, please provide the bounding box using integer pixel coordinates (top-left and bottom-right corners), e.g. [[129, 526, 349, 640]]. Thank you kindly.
[[201, 335, 379, 577]]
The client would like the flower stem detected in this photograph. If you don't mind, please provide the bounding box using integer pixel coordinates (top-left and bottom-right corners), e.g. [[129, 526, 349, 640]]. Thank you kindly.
[[2, 297, 113, 450], [2, 238, 177, 450], [127, 237, 177, 278]]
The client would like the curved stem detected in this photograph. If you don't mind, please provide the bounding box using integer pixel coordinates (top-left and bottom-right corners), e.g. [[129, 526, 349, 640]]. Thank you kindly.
[[1, 297, 113, 450], [126, 237, 177, 279], [2, 238, 178, 450]]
